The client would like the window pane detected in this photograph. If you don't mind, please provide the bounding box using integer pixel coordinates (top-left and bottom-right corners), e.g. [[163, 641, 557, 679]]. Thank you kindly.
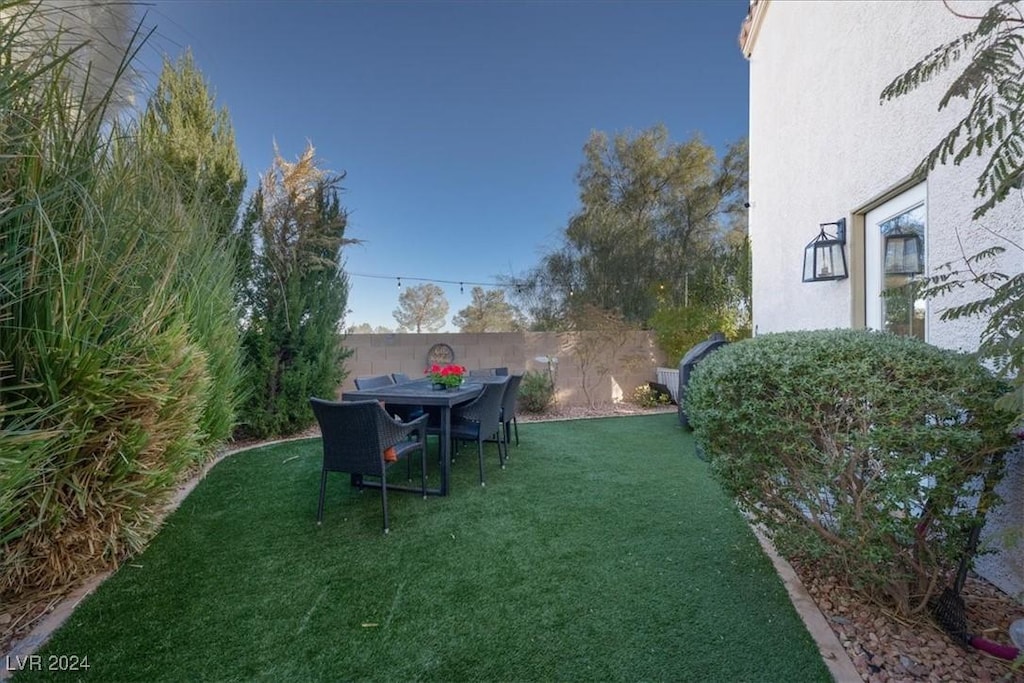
[[879, 204, 925, 339]]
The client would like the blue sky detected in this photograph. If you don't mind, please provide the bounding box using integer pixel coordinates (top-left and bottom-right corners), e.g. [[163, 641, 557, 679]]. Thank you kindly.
[[136, 0, 750, 330]]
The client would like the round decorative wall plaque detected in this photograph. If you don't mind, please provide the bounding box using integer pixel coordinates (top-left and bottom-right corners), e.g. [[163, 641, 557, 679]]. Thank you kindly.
[[426, 342, 455, 365]]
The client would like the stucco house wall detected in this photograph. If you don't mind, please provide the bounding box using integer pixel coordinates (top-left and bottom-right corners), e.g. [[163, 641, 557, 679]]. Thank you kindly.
[[744, 0, 1022, 600], [747, 0, 1021, 340]]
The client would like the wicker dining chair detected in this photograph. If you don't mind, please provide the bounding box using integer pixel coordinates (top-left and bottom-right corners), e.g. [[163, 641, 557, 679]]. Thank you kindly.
[[357, 374, 424, 422], [309, 398, 428, 534], [354, 375, 396, 390], [499, 373, 524, 448], [450, 379, 508, 486]]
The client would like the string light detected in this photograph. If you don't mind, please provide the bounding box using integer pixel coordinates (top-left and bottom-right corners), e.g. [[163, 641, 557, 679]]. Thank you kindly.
[[348, 272, 522, 290]]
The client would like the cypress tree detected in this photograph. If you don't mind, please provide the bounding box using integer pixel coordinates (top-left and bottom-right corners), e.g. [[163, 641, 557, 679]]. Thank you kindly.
[[237, 144, 354, 437], [141, 50, 246, 241]]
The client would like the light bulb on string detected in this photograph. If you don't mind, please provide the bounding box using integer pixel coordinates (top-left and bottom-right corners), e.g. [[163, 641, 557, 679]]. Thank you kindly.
[[349, 271, 528, 293]]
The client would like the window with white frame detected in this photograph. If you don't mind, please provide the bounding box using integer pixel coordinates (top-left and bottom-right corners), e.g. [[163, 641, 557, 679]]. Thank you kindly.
[[865, 183, 927, 340]]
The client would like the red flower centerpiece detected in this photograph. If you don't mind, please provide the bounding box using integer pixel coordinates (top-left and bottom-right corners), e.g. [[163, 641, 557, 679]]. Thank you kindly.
[[426, 363, 466, 389]]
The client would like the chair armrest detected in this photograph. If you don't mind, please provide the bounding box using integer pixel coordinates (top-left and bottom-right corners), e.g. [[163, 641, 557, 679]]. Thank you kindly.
[[378, 408, 429, 450]]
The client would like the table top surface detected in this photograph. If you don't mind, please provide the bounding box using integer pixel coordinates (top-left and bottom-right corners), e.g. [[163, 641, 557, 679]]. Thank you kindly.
[[341, 376, 508, 406]]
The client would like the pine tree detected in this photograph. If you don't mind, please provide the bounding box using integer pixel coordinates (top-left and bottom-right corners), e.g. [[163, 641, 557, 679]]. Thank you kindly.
[[452, 287, 523, 332]]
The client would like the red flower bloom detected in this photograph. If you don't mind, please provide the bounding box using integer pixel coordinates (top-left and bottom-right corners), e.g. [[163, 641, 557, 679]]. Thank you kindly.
[[426, 363, 465, 387]]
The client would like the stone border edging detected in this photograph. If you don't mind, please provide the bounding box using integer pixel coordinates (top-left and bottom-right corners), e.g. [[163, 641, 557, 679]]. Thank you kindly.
[[749, 523, 864, 682]]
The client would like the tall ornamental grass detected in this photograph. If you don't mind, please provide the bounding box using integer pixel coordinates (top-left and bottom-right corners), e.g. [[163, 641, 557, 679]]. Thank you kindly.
[[0, 3, 241, 603]]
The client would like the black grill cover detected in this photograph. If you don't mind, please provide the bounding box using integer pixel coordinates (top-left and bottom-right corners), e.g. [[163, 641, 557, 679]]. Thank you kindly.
[[678, 332, 729, 429]]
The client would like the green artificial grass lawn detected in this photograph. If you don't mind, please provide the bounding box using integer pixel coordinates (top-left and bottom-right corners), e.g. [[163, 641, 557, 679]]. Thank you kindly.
[[16, 414, 830, 682]]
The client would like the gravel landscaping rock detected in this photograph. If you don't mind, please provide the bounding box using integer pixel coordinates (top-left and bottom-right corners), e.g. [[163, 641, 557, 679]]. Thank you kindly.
[[793, 558, 1024, 682]]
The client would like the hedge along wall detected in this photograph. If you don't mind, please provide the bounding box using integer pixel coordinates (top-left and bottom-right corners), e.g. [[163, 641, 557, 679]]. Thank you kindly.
[[342, 331, 666, 407]]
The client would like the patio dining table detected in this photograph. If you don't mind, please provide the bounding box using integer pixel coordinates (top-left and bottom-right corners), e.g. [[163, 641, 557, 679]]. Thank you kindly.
[[341, 376, 507, 496]]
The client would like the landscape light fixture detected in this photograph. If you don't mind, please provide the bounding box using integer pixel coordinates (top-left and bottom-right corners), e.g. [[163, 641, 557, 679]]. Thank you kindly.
[[802, 218, 848, 282]]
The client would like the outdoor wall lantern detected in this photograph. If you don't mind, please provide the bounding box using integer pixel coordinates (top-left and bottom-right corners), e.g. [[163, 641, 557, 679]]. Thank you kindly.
[[802, 218, 848, 282], [883, 231, 924, 275]]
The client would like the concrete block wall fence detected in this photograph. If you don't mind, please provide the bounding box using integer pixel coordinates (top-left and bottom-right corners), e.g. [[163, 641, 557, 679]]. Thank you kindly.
[[341, 331, 666, 408]]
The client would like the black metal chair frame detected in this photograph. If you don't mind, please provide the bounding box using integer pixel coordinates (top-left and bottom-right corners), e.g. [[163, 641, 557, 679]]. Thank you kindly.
[[309, 398, 429, 534]]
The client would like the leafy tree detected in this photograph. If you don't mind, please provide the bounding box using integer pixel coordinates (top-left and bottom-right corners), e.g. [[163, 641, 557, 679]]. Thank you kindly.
[[346, 323, 394, 334], [452, 287, 523, 332], [393, 283, 448, 332], [236, 144, 355, 437], [651, 229, 753, 362], [881, 0, 1024, 425], [649, 305, 742, 366], [141, 50, 246, 241], [513, 125, 748, 332]]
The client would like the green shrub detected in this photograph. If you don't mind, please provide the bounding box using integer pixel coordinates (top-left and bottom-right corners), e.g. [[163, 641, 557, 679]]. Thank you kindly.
[[686, 329, 1015, 616], [518, 371, 555, 413], [631, 384, 670, 408], [649, 305, 748, 365]]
